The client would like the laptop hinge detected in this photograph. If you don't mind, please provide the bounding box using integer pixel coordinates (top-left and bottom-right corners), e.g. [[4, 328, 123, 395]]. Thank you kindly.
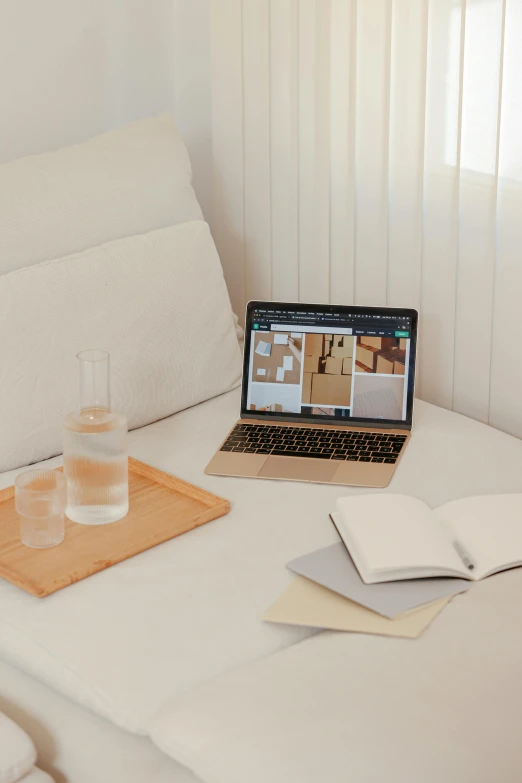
[[240, 413, 411, 431]]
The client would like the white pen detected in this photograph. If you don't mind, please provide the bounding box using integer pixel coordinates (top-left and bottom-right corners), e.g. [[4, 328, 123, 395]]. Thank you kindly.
[[453, 539, 475, 571]]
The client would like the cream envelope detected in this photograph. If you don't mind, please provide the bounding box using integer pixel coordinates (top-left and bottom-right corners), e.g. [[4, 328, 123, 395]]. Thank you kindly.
[[263, 576, 450, 639]]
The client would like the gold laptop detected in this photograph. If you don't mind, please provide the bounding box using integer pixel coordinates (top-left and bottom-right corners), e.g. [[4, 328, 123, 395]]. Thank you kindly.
[[206, 301, 418, 488]]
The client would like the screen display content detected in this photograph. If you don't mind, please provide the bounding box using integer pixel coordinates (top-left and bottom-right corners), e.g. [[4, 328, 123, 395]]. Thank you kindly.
[[244, 305, 414, 424]]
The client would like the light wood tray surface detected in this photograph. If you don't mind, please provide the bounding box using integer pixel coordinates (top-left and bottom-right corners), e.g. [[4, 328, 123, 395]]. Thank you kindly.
[[0, 458, 230, 597]]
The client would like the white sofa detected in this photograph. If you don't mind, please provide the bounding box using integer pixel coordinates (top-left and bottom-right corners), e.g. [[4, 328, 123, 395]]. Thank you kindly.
[[2, 117, 522, 783], [2, 390, 522, 782], [0, 659, 197, 783], [0, 710, 54, 783]]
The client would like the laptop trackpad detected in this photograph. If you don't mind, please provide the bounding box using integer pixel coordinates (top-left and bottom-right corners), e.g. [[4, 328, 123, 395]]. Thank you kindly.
[[258, 456, 338, 482]]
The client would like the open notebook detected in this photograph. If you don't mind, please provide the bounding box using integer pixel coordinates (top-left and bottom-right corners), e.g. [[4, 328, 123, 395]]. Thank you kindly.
[[331, 494, 522, 584]]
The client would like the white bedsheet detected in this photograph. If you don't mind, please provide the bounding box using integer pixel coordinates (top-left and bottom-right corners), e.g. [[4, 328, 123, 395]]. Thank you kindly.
[[1, 388, 522, 744]]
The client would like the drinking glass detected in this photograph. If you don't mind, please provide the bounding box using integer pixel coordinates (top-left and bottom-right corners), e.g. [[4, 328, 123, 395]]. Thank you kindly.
[[14, 470, 66, 548]]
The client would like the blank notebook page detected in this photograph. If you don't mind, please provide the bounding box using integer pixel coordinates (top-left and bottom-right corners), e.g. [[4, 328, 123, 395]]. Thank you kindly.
[[337, 495, 461, 573], [437, 494, 522, 577]]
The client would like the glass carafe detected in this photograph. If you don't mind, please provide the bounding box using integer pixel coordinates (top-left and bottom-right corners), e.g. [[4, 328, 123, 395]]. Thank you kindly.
[[63, 350, 129, 525]]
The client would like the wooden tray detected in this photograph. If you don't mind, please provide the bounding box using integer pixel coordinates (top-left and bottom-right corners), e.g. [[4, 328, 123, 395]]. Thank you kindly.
[[0, 458, 230, 598]]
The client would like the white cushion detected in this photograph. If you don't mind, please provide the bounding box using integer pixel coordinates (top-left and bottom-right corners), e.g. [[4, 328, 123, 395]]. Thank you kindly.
[[2, 392, 522, 742], [0, 712, 36, 783], [0, 659, 198, 783], [0, 221, 241, 472], [150, 568, 522, 783], [0, 115, 202, 276]]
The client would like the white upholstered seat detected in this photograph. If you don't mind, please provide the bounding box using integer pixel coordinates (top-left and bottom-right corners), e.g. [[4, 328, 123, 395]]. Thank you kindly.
[[0, 710, 54, 783], [0, 388, 521, 783]]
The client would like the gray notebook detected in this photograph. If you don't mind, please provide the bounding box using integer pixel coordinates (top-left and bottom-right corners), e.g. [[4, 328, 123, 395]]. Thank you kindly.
[[287, 540, 470, 619]]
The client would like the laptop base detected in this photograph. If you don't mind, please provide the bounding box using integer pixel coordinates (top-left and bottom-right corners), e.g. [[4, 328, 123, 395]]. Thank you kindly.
[[205, 420, 409, 488]]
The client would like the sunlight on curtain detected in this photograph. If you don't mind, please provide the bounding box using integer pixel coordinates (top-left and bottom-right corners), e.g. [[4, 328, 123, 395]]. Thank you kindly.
[[489, 0, 522, 435], [448, 0, 502, 175], [209, 0, 522, 435]]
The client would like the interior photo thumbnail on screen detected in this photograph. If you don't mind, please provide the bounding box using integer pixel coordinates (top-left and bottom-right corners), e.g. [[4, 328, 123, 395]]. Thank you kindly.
[[355, 335, 407, 375], [252, 331, 303, 385], [302, 333, 353, 408], [247, 382, 302, 414], [352, 375, 405, 420]]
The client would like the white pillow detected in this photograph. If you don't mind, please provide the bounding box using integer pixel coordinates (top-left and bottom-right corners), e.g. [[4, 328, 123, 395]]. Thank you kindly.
[[0, 712, 36, 783], [0, 221, 242, 472], [0, 115, 202, 276]]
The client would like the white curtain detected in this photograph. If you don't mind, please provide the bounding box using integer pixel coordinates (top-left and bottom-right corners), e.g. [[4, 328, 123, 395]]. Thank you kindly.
[[205, 0, 522, 436]]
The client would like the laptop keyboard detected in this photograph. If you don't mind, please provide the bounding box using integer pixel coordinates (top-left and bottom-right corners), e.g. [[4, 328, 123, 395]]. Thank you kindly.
[[220, 424, 407, 463]]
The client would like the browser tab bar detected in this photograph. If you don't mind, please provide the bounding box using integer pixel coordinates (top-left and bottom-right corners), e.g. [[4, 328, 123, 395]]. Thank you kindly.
[[272, 324, 353, 335]]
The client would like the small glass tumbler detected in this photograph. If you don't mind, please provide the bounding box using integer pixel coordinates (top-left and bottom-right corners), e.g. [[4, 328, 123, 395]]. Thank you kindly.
[[14, 470, 66, 548]]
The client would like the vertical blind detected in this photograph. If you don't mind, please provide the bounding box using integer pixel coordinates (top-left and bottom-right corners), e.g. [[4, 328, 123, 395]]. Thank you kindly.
[[207, 0, 522, 436]]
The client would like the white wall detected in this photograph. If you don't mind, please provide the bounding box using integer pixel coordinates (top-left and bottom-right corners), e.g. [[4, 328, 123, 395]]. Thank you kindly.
[[0, 0, 177, 162], [0, 0, 214, 223], [171, 0, 213, 221]]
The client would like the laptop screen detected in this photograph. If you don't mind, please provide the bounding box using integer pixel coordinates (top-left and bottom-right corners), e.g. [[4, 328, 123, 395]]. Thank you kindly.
[[241, 302, 417, 427]]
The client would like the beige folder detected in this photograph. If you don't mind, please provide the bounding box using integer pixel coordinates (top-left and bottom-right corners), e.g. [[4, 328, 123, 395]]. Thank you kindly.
[[263, 576, 450, 639]]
